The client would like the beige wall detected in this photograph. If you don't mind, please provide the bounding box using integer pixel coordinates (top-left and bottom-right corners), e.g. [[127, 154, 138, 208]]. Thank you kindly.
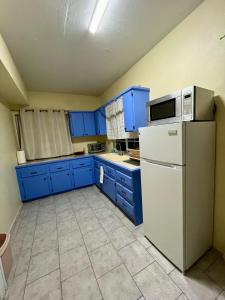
[[0, 100, 21, 233], [25, 91, 106, 153], [101, 0, 225, 252], [0, 34, 28, 104], [27, 91, 101, 111]]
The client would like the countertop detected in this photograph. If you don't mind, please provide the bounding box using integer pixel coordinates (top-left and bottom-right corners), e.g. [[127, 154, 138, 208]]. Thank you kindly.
[[96, 153, 140, 170], [16, 152, 140, 171]]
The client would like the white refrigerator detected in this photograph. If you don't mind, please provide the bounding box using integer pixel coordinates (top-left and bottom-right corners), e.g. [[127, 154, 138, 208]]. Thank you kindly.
[[139, 122, 215, 272]]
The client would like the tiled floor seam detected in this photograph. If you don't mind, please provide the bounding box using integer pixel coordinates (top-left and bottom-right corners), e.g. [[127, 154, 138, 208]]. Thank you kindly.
[[73, 206, 104, 300], [55, 204, 63, 300], [22, 211, 38, 300], [168, 267, 193, 300], [193, 262, 224, 294], [99, 222, 144, 298]]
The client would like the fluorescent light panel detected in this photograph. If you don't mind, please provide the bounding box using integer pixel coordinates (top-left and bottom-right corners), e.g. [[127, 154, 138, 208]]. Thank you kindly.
[[89, 0, 109, 34]]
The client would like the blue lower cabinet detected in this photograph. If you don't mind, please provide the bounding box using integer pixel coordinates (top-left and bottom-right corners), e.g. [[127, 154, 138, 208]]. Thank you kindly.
[[116, 170, 133, 190], [94, 158, 143, 225], [104, 165, 116, 179], [102, 174, 116, 203], [116, 182, 134, 205], [117, 193, 134, 220], [16, 156, 142, 226], [22, 174, 51, 201], [51, 170, 73, 193], [73, 167, 94, 188]]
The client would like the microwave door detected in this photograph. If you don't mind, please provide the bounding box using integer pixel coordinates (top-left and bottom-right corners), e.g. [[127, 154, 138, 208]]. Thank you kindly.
[[148, 91, 182, 125], [150, 98, 176, 121]]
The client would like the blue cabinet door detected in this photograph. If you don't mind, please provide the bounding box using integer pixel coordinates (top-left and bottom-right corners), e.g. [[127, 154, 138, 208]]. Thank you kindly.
[[123, 89, 149, 132], [51, 170, 73, 193], [22, 174, 51, 200], [83, 112, 96, 136], [73, 167, 94, 188], [123, 91, 135, 131], [102, 174, 116, 203], [132, 89, 149, 131], [98, 107, 107, 135], [94, 111, 100, 135], [95, 108, 106, 135], [69, 112, 85, 137]]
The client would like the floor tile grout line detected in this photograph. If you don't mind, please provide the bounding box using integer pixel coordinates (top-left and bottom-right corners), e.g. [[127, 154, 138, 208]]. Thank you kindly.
[[10, 189, 224, 300], [24, 268, 60, 288], [104, 227, 136, 251], [72, 201, 104, 300], [21, 200, 60, 289], [96, 262, 124, 281], [55, 201, 64, 300], [167, 266, 191, 300], [98, 216, 144, 298], [21, 201, 40, 300]]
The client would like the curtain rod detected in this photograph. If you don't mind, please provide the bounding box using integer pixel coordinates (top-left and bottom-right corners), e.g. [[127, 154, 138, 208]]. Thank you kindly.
[[11, 109, 69, 113]]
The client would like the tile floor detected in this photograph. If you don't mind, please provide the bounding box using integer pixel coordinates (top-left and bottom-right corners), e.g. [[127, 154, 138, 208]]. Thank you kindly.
[[6, 186, 225, 300]]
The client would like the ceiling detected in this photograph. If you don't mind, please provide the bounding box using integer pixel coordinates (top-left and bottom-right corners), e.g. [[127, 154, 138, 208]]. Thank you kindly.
[[0, 0, 203, 96]]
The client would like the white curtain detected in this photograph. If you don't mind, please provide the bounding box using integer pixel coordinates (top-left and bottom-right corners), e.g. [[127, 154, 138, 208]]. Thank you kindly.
[[20, 108, 73, 160], [105, 98, 129, 140]]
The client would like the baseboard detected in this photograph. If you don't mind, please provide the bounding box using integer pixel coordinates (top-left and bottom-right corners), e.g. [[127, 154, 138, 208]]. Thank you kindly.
[[7, 203, 23, 235]]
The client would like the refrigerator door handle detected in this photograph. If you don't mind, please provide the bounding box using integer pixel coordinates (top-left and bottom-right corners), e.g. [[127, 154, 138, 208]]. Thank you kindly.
[[141, 158, 183, 169]]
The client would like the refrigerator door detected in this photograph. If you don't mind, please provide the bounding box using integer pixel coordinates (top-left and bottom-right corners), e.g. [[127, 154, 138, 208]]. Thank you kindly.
[[139, 122, 185, 165], [141, 158, 185, 271]]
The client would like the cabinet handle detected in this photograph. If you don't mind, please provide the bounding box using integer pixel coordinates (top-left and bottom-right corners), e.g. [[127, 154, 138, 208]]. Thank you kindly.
[[57, 167, 63, 170], [30, 171, 37, 175], [67, 174, 70, 176], [133, 126, 135, 130], [43, 177, 47, 181], [80, 163, 84, 166]]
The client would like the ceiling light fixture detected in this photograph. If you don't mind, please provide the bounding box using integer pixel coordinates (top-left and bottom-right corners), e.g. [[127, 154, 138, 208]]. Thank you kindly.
[[89, 0, 110, 34]]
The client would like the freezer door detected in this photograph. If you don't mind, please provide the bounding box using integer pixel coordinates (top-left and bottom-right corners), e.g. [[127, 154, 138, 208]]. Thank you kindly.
[[141, 158, 185, 270], [139, 122, 185, 165]]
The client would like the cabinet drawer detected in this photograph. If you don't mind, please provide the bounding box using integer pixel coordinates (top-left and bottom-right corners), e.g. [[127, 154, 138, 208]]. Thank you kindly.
[[116, 183, 134, 205], [117, 194, 134, 220], [72, 158, 92, 169], [102, 174, 116, 203], [20, 165, 49, 178], [104, 165, 115, 179], [116, 171, 133, 190], [49, 162, 70, 173]]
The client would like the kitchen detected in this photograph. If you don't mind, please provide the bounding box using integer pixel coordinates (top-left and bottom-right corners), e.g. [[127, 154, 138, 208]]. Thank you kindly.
[[0, 0, 225, 300]]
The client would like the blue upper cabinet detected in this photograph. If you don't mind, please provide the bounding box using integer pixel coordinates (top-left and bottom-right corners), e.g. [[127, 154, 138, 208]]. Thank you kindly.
[[69, 111, 96, 137], [69, 86, 149, 136], [69, 112, 85, 137], [123, 87, 150, 132], [94, 107, 106, 135], [83, 112, 96, 136]]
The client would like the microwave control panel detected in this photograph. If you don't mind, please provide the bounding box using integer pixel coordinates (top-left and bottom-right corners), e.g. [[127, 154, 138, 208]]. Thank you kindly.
[[182, 87, 194, 121]]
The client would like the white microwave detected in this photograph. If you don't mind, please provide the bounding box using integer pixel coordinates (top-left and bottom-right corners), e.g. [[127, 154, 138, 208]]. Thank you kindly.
[[147, 86, 214, 125]]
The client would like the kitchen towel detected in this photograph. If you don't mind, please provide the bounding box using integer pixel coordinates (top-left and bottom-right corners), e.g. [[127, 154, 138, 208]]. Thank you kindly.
[[100, 166, 104, 184]]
